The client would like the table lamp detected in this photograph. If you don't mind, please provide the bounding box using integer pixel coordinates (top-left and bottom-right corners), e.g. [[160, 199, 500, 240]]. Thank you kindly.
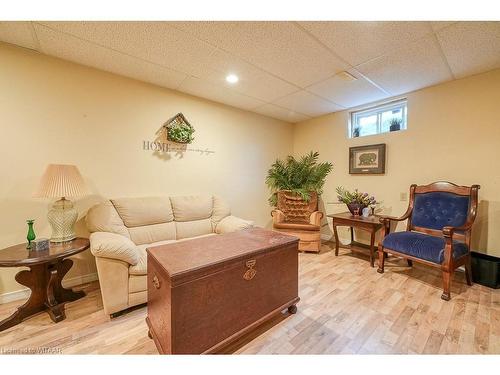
[[34, 164, 87, 243]]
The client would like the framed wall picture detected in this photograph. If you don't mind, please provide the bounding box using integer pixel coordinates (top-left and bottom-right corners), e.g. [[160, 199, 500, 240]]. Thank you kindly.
[[349, 143, 386, 174]]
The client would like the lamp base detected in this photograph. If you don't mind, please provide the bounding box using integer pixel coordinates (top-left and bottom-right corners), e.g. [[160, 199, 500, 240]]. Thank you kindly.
[[47, 198, 78, 243]]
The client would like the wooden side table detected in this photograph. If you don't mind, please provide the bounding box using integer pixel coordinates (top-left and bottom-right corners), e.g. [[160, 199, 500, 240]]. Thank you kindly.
[[327, 212, 383, 267], [0, 238, 90, 332]]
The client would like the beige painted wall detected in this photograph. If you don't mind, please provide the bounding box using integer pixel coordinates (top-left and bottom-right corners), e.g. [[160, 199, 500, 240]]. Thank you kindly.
[[294, 68, 500, 256], [0, 43, 293, 296]]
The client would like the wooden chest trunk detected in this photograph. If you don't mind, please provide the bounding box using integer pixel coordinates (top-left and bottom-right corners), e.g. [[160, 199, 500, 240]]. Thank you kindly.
[[146, 227, 299, 354]]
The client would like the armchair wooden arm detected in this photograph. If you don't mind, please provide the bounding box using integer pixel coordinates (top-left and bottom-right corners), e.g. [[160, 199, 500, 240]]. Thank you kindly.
[[442, 222, 474, 238], [441, 219, 476, 272], [378, 207, 412, 225], [378, 206, 413, 236]]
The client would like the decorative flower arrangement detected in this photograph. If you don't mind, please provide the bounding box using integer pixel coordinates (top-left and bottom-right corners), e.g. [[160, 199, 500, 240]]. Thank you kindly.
[[336, 186, 377, 215], [336, 187, 377, 205]]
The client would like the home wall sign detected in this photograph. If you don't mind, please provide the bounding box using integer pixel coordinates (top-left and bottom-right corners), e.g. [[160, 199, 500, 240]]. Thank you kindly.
[[142, 113, 215, 155], [142, 140, 215, 155]]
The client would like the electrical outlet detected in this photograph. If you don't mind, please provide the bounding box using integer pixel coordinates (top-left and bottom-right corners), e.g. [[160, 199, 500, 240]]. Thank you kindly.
[[400, 192, 408, 201]]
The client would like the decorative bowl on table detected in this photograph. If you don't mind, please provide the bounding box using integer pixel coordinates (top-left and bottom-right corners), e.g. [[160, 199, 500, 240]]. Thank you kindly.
[[346, 203, 367, 216]]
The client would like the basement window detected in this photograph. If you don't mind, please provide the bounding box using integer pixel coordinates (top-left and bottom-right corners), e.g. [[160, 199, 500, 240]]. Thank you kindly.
[[349, 99, 407, 138]]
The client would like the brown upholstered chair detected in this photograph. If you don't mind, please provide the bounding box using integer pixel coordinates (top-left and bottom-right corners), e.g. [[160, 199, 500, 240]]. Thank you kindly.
[[271, 191, 323, 252], [377, 181, 480, 300]]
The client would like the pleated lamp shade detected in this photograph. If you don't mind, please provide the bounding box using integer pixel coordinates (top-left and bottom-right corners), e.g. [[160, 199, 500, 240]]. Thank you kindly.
[[34, 164, 87, 198]]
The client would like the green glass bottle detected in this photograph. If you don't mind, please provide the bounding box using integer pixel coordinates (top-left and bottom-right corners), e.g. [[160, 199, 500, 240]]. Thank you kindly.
[[26, 219, 36, 249]]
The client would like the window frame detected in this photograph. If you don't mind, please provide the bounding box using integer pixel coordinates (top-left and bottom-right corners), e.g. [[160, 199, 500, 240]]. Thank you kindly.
[[349, 98, 408, 138]]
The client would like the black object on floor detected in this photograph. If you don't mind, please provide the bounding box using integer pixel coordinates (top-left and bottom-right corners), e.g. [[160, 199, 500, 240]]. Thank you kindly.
[[471, 251, 500, 289]]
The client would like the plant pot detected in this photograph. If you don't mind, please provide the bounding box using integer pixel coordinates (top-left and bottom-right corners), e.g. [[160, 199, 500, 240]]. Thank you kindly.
[[347, 203, 366, 216], [277, 190, 318, 223], [389, 124, 401, 132]]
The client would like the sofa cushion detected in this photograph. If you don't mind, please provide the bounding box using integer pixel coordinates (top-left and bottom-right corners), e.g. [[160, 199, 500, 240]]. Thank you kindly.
[[170, 195, 213, 222], [128, 222, 177, 245], [411, 192, 469, 231], [129, 234, 217, 276], [86, 201, 130, 238], [382, 231, 469, 264], [111, 197, 174, 227], [176, 218, 213, 239]]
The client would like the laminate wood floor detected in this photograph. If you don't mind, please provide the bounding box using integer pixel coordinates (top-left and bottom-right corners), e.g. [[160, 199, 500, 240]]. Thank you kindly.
[[1, 242, 499, 354]]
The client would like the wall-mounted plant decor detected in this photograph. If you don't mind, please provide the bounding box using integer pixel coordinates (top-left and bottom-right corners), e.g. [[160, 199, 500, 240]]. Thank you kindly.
[[164, 113, 195, 144]]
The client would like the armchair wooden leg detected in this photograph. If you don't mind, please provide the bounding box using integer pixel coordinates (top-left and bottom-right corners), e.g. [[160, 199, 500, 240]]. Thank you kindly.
[[441, 271, 452, 301], [377, 244, 385, 274], [407, 259, 413, 267], [465, 255, 473, 286]]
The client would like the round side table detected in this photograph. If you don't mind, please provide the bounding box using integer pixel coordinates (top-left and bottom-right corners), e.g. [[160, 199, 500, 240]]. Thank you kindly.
[[0, 238, 90, 332]]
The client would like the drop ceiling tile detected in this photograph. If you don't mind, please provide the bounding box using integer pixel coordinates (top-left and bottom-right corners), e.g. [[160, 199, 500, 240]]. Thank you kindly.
[[253, 104, 310, 123], [203, 49, 299, 102], [34, 24, 186, 90], [356, 35, 453, 95], [306, 70, 389, 108], [306, 69, 390, 108], [272, 90, 343, 117], [37, 21, 217, 78], [0, 21, 37, 50], [178, 76, 266, 111], [436, 22, 500, 78], [172, 21, 349, 87], [298, 21, 433, 66]]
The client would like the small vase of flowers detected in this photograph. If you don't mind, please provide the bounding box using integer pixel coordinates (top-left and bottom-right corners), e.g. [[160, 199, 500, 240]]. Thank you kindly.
[[336, 186, 377, 216]]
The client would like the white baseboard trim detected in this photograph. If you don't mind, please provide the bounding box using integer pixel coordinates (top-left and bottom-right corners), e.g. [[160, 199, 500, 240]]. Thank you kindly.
[[0, 272, 98, 304], [0, 289, 30, 304]]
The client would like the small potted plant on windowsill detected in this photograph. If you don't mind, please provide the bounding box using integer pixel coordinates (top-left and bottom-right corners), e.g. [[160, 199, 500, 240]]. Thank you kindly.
[[389, 118, 402, 132]]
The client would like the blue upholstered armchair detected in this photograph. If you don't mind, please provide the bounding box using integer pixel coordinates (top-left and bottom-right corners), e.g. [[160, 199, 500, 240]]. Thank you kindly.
[[377, 182, 480, 301]]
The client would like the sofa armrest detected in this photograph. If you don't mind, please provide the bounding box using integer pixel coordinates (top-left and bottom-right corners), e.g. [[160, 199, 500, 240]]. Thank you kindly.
[[215, 215, 253, 234], [310, 211, 323, 226], [89, 232, 140, 265]]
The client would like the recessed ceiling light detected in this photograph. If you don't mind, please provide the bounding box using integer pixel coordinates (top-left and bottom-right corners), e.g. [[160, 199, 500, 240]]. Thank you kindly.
[[226, 74, 239, 84]]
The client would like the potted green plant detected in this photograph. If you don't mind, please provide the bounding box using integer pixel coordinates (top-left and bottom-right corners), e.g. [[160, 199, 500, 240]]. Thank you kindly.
[[164, 113, 195, 144], [266, 151, 333, 207], [389, 118, 402, 132], [336, 186, 377, 215]]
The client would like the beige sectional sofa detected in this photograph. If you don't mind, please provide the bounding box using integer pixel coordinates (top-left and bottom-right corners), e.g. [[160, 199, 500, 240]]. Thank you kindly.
[[86, 195, 253, 316]]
